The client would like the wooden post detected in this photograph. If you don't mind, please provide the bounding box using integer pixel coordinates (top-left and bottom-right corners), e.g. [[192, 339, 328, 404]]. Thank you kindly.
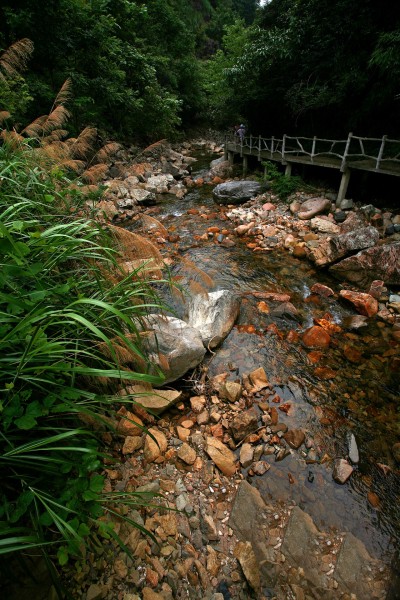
[[376, 135, 387, 170], [258, 135, 261, 161], [311, 136, 316, 162], [282, 134, 287, 162], [341, 132, 353, 172], [228, 151, 234, 165], [285, 163, 292, 177], [337, 169, 351, 206], [271, 136, 274, 158], [249, 134, 253, 153]]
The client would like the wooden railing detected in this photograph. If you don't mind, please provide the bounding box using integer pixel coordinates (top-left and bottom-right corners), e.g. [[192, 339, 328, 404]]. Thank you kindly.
[[227, 132, 400, 173]]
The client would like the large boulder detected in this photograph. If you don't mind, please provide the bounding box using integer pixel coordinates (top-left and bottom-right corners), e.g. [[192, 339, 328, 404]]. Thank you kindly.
[[187, 290, 241, 349], [142, 315, 206, 384], [209, 157, 233, 179], [297, 197, 331, 219], [212, 180, 263, 205], [330, 242, 400, 286], [309, 226, 379, 267]]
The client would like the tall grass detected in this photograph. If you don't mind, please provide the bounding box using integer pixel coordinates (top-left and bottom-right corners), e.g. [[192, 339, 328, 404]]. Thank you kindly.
[[0, 139, 167, 572]]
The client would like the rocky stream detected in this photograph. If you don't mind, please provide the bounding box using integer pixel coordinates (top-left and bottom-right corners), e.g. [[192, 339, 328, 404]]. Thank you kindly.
[[7, 137, 400, 600]]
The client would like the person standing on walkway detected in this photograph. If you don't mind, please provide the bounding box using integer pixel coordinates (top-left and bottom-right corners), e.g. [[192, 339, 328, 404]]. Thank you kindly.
[[237, 123, 246, 142]]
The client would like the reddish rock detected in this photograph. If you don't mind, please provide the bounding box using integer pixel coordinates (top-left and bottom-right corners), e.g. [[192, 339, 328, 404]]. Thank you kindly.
[[343, 344, 363, 363], [310, 283, 335, 297], [283, 429, 305, 449], [314, 366, 337, 379], [302, 325, 331, 349], [262, 202, 276, 211], [293, 244, 307, 258], [297, 197, 331, 220], [332, 458, 353, 484], [368, 279, 385, 299], [307, 351, 323, 364], [339, 290, 378, 317], [330, 242, 400, 287], [286, 329, 299, 343], [250, 461, 270, 476], [314, 317, 342, 334], [230, 408, 259, 442]]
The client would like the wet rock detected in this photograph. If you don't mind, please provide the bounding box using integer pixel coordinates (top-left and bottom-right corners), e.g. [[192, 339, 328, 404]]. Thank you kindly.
[[347, 433, 359, 464], [339, 290, 378, 317], [302, 325, 331, 348], [144, 428, 168, 463], [332, 458, 353, 484], [342, 315, 368, 329], [204, 436, 237, 476], [230, 408, 259, 442], [283, 429, 305, 449], [334, 533, 377, 598], [188, 290, 241, 349], [213, 180, 263, 205], [234, 541, 261, 592], [309, 226, 379, 267], [248, 366, 270, 391], [249, 460, 270, 475], [240, 443, 254, 468], [330, 242, 400, 286], [297, 197, 331, 219], [310, 283, 335, 297], [142, 315, 206, 383]]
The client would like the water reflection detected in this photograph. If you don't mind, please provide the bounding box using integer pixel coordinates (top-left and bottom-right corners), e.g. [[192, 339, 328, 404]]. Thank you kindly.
[[134, 154, 400, 561]]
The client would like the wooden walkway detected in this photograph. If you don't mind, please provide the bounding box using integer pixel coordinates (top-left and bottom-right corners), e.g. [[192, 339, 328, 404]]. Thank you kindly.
[[224, 132, 400, 204]]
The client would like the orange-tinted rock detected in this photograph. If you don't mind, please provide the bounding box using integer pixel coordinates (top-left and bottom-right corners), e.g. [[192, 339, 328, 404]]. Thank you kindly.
[[257, 301, 269, 314], [307, 351, 323, 364], [343, 344, 363, 363], [314, 318, 342, 335], [314, 366, 337, 379], [286, 329, 299, 343], [367, 491, 381, 509], [293, 245, 307, 258], [283, 429, 305, 449], [302, 325, 331, 348], [310, 283, 335, 297], [339, 290, 378, 317]]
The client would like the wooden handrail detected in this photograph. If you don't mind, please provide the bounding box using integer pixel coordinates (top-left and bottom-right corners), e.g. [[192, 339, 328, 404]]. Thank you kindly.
[[226, 132, 400, 170]]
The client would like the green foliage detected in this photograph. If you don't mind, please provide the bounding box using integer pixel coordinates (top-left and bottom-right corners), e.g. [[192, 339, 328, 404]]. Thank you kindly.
[[261, 160, 303, 200], [0, 140, 167, 566]]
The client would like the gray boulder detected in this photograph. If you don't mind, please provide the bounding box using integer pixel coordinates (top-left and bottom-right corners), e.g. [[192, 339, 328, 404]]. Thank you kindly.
[[309, 226, 379, 267], [330, 241, 400, 286], [212, 180, 263, 205], [187, 290, 240, 349], [142, 315, 206, 384]]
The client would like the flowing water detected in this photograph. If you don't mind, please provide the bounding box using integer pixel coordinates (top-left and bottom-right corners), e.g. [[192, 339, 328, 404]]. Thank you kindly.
[[129, 152, 400, 570]]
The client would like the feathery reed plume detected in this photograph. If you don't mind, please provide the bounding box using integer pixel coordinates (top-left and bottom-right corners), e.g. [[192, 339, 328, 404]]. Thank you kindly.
[[0, 129, 24, 147], [0, 38, 34, 78], [0, 111, 11, 124], [93, 142, 121, 164], [53, 77, 73, 107], [82, 164, 108, 183], [22, 114, 48, 138], [69, 126, 98, 159]]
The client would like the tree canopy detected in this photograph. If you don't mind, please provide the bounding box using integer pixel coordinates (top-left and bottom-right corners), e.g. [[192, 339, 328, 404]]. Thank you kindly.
[[1, 0, 399, 140]]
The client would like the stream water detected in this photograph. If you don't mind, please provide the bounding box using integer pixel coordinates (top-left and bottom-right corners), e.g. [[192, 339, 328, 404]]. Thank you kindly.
[[128, 151, 400, 572]]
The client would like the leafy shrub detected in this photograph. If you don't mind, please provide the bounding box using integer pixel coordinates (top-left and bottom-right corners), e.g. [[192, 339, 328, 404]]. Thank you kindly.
[[261, 160, 304, 201], [0, 140, 167, 569]]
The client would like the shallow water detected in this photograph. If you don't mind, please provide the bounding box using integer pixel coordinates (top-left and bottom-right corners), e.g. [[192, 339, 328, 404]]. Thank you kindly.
[[131, 151, 400, 563]]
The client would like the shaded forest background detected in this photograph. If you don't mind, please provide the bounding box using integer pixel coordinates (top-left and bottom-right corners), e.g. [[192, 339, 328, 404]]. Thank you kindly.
[[1, 0, 400, 141]]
